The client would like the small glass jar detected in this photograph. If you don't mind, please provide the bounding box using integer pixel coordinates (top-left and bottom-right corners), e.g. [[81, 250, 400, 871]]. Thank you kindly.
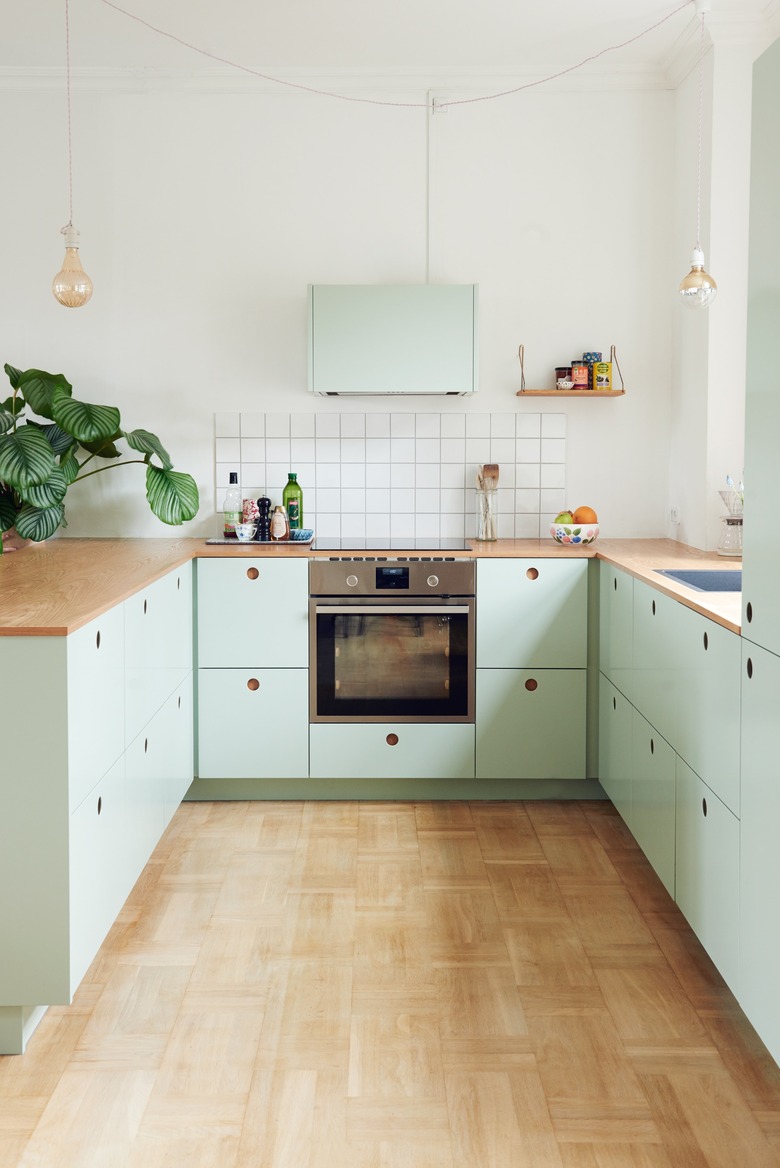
[[476, 488, 498, 541], [717, 516, 743, 557]]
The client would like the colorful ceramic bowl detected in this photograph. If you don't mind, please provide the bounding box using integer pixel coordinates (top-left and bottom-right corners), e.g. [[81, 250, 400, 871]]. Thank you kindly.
[[550, 522, 599, 545]]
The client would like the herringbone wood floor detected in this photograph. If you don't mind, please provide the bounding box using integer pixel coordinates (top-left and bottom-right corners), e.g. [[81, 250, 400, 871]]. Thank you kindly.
[[1, 800, 779, 1166]]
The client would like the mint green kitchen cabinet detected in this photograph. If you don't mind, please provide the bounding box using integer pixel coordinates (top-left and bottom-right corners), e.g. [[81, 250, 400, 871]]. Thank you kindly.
[[742, 36, 780, 660], [309, 723, 475, 779], [632, 579, 740, 815], [598, 562, 634, 698], [675, 756, 739, 993], [739, 640, 780, 1066], [631, 709, 676, 897], [0, 563, 194, 1054], [198, 668, 308, 778], [125, 563, 192, 744], [476, 668, 586, 779], [598, 676, 633, 826], [197, 559, 308, 668], [476, 559, 588, 669]]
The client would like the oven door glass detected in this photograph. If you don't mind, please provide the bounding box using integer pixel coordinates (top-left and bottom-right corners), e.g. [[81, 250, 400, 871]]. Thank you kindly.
[[311, 599, 474, 722]]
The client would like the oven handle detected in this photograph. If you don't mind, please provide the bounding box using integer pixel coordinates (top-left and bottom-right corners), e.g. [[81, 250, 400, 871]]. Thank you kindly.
[[314, 604, 471, 616]]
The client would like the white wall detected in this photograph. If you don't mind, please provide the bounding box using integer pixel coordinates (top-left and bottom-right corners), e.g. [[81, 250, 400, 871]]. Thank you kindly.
[[1, 74, 678, 539]]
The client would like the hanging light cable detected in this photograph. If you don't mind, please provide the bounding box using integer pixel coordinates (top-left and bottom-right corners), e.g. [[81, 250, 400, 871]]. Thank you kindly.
[[679, 0, 717, 308], [52, 0, 93, 308]]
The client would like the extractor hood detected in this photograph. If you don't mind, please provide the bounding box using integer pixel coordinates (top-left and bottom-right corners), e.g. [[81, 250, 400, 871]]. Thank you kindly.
[[308, 283, 478, 396]]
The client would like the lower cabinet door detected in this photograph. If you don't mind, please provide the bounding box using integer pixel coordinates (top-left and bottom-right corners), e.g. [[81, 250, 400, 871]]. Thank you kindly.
[[162, 677, 194, 825], [598, 674, 633, 826], [69, 755, 128, 995], [125, 714, 168, 880], [198, 668, 309, 778], [309, 723, 475, 780], [631, 710, 676, 897], [675, 757, 739, 992], [476, 669, 586, 779]]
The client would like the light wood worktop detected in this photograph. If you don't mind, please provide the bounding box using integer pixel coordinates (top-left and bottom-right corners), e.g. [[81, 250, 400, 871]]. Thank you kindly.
[[0, 535, 742, 635]]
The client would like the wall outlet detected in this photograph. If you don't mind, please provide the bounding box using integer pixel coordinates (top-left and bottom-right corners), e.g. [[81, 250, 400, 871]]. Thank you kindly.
[[670, 506, 681, 524]]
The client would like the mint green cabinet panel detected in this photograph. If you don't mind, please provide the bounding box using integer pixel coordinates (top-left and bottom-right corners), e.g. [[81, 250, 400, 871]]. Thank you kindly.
[[675, 757, 739, 993], [633, 582, 740, 814], [69, 755, 128, 994], [671, 610, 741, 815], [598, 675, 633, 826], [476, 559, 587, 669], [198, 668, 309, 778], [476, 669, 586, 780], [310, 723, 475, 780], [598, 563, 633, 698], [742, 38, 780, 660], [197, 559, 308, 668], [309, 283, 478, 396], [125, 717, 168, 879], [67, 605, 125, 813], [125, 564, 193, 744], [739, 640, 780, 1066], [162, 678, 194, 824], [631, 710, 675, 897]]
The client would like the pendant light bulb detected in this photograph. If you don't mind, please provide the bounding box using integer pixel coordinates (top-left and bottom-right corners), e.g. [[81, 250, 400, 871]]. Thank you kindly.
[[678, 245, 718, 308], [52, 224, 93, 308]]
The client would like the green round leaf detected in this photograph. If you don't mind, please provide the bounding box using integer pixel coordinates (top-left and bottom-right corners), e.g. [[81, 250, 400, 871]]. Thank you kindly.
[[19, 466, 68, 509], [19, 370, 73, 420], [27, 420, 74, 455], [0, 409, 15, 434], [123, 428, 173, 470], [52, 392, 121, 445], [14, 501, 65, 541], [4, 364, 23, 391], [145, 465, 199, 526], [60, 451, 80, 484], [0, 426, 56, 489]]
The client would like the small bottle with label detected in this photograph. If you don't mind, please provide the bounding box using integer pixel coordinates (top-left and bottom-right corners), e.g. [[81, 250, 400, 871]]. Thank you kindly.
[[269, 505, 290, 541], [223, 471, 242, 539], [282, 472, 303, 530]]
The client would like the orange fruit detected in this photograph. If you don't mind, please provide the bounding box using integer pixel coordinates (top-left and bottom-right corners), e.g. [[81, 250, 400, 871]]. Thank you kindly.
[[572, 505, 598, 524]]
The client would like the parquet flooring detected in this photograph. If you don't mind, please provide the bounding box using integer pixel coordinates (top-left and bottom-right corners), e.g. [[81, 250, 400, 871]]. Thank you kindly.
[[1, 799, 779, 1167]]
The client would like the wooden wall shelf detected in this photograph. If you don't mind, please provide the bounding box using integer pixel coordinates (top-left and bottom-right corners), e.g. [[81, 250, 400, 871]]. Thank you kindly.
[[517, 343, 626, 397]]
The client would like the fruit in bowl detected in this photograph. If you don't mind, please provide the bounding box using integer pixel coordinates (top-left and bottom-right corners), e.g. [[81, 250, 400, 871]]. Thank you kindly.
[[551, 506, 599, 545]]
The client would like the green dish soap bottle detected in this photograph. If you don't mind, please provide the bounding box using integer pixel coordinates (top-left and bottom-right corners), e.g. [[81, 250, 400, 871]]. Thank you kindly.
[[282, 472, 303, 530]]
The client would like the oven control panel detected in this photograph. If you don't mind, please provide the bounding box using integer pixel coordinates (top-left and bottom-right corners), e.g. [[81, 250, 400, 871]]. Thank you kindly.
[[310, 557, 475, 597]]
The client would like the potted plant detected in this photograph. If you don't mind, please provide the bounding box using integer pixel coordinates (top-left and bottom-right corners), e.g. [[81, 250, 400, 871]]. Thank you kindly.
[[0, 363, 199, 548]]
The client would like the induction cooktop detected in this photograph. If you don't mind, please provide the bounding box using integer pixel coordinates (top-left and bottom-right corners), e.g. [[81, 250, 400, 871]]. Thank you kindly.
[[313, 537, 471, 551]]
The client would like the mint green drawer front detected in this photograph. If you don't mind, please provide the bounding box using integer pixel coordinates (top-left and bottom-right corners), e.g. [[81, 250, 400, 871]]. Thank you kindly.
[[67, 605, 125, 813], [125, 565, 192, 745], [476, 668, 586, 779], [598, 674, 633, 826], [198, 668, 309, 778], [599, 562, 633, 698], [197, 559, 308, 668], [309, 723, 475, 780], [631, 709, 675, 897], [476, 559, 587, 669]]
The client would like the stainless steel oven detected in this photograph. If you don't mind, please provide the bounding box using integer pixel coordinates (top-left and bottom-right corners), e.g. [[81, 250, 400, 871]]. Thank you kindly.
[[309, 557, 475, 723]]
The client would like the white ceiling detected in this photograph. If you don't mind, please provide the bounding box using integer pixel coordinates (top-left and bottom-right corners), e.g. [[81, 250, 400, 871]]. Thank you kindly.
[[2, 0, 775, 75]]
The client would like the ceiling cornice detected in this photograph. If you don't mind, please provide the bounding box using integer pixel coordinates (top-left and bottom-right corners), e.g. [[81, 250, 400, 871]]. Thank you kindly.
[[663, 0, 779, 85]]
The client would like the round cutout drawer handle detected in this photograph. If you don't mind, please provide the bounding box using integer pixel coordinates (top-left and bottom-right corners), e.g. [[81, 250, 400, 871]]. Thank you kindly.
[[97, 796, 102, 816], [247, 678, 260, 691], [525, 678, 538, 692], [747, 657, 753, 680], [703, 631, 708, 651], [386, 733, 399, 746], [96, 630, 101, 649], [702, 797, 708, 818], [526, 567, 539, 581], [247, 567, 260, 580]]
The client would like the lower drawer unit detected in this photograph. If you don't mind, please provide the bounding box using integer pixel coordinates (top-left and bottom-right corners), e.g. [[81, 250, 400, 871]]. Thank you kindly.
[[598, 674, 633, 826], [309, 723, 476, 780], [198, 668, 309, 779], [631, 709, 676, 897], [476, 668, 586, 780]]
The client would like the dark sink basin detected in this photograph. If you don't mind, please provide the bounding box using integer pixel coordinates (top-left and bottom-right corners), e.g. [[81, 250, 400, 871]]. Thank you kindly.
[[655, 568, 742, 592]]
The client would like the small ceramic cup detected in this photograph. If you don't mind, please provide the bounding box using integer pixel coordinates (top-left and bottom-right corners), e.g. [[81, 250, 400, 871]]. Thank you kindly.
[[234, 521, 257, 542]]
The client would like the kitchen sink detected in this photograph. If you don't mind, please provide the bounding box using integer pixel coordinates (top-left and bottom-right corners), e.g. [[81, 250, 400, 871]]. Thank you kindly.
[[654, 568, 742, 592]]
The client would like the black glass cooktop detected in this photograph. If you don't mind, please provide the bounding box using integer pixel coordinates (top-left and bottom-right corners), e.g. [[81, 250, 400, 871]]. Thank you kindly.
[[313, 538, 470, 551]]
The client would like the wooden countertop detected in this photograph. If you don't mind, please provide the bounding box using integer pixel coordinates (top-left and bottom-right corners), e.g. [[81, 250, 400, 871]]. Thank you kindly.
[[0, 536, 742, 636]]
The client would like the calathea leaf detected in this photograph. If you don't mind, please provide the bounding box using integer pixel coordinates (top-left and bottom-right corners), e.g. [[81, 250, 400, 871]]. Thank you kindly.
[[18, 466, 68, 509], [27, 419, 74, 455], [123, 428, 173, 470], [0, 426, 56, 489], [145, 465, 199, 525], [0, 489, 17, 532], [14, 501, 65, 542], [1, 395, 25, 416], [3, 364, 23, 391], [51, 389, 121, 445], [0, 409, 15, 434], [59, 450, 80, 484], [18, 370, 73, 420]]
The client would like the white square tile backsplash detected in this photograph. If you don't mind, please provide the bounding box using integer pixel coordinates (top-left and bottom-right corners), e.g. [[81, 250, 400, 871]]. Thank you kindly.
[[215, 411, 566, 538]]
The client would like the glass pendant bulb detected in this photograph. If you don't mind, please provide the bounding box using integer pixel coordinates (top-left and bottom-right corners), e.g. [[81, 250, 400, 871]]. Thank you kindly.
[[52, 224, 93, 308], [679, 246, 717, 309]]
